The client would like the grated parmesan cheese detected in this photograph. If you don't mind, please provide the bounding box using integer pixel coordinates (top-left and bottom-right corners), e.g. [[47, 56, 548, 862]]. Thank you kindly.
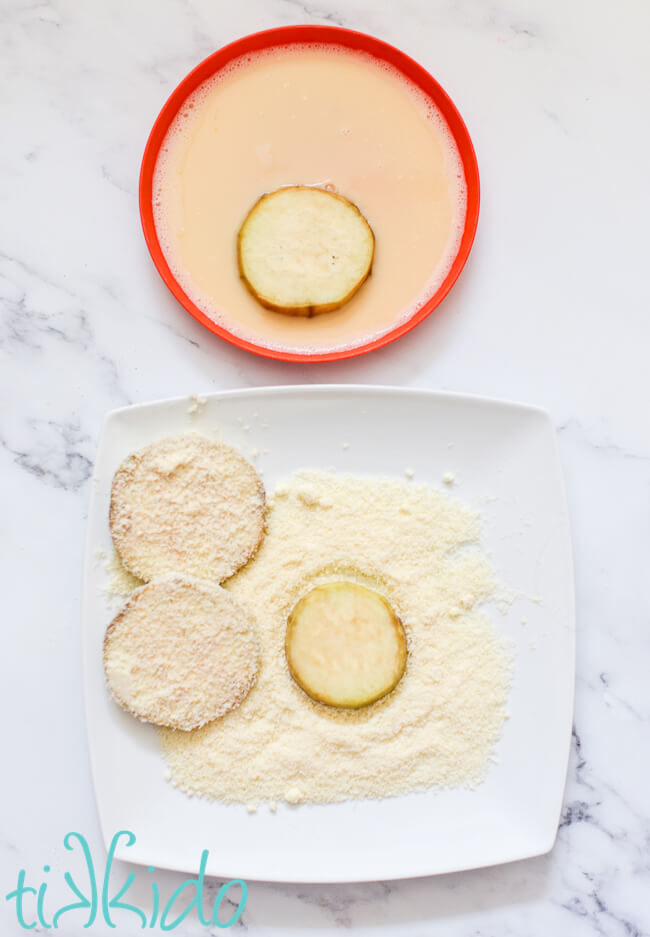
[[187, 393, 208, 416], [160, 470, 512, 805], [101, 549, 143, 605]]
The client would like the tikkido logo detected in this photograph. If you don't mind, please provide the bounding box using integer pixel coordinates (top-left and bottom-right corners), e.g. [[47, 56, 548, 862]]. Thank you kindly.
[[5, 831, 247, 931]]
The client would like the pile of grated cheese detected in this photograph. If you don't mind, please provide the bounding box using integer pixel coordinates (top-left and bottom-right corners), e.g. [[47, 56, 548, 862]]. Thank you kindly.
[[157, 470, 512, 806]]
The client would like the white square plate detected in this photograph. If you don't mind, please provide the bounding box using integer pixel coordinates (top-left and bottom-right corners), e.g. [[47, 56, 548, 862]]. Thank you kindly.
[[83, 386, 574, 883]]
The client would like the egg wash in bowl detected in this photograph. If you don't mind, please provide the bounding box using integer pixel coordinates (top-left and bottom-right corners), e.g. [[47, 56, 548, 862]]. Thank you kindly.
[[152, 43, 467, 354]]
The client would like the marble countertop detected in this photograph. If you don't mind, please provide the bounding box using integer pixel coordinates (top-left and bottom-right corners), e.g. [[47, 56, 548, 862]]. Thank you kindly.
[[2, 0, 649, 934]]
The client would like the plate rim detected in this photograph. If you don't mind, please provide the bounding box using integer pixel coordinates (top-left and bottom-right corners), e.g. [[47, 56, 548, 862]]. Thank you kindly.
[[101, 383, 551, 422]]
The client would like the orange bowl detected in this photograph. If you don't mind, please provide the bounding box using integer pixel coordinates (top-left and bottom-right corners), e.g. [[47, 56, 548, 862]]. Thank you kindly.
[[139, 25, 480, 363]]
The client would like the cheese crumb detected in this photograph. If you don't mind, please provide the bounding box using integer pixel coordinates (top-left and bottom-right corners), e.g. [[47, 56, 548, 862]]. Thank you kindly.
[[246, 802, 258, 814], [405, 468, 414, 479], [443, 472, 455, 485], [285, 787, 303, 804], [187, 393, 208, 416]]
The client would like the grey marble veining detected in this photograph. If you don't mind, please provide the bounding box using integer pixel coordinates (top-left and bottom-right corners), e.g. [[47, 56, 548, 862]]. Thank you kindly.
[[1, 0, 649, 934]]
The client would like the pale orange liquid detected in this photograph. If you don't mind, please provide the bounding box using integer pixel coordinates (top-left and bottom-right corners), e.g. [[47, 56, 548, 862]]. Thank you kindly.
[[153, 45, 467, 353]]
